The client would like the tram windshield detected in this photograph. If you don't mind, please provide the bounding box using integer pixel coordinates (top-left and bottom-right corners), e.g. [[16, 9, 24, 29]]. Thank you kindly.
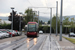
[[28, 24, 36, 31]]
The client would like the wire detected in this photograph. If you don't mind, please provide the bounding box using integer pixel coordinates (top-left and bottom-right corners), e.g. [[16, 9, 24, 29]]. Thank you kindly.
[[40, 12, 50, 14], [27, 0, 33, 6]]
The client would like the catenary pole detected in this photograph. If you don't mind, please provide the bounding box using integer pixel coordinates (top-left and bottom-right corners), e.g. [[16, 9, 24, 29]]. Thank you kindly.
[[38, 11, 39, 26], [50, 8, 52, 35], [60, 0, 63, 41], [56, 1, 58, 36]]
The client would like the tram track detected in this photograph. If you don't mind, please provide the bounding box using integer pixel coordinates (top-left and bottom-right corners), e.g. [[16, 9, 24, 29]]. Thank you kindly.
[[39, 36, 47, 50], [12, 38, 34, 50], [14, 35, 46, 50], [25, 35, 44, 50], [29, 35, 47, 50], [2, 37, 28, 50], [2, 35, 47, 50], [15, 35, 43, 50]]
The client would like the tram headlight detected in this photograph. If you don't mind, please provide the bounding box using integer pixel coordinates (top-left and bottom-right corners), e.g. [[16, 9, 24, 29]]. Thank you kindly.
[[34, 32, 36, 33], [27, 32, 29, 33]]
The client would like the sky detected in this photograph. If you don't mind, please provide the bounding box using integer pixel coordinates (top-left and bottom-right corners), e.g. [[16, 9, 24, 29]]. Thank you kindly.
[[0, 0, 75, 18]]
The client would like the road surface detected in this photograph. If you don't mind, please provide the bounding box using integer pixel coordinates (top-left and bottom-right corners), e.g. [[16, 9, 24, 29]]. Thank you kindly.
[[0, 34, 59, 50]]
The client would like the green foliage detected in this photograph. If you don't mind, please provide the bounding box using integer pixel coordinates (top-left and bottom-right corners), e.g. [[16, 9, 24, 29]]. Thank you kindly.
[[39, 25, 50, 33], [24, 8, 37, 24], [43, 26, 48, 33], [51, 16, 56, 33], [47, 16, 60, 33], [63, 36, 75, 44], [70, 17, 75, 27], [47, 20, 50, 24], [8, 11, 25, 30], [0, 22, 11, 29], [63, 16, 70, 25]]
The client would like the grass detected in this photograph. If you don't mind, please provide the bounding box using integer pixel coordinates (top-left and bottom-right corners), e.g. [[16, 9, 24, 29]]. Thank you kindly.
[[63, 36, 75, 44]]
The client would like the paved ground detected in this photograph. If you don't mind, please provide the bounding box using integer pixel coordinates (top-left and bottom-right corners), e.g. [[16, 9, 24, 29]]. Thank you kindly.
[[0, 35, 26, 43], [52, 34, 75, 50], [0, 34, 59, 50], [1, 33, 74, 50], [0, 33, 26, 49]]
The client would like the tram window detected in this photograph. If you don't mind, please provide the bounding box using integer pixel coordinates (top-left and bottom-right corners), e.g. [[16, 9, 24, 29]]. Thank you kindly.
[[28, 24, 36, 31]]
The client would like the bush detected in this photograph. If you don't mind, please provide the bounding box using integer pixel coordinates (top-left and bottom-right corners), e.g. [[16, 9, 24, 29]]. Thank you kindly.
[[39, 25, 54, 33], [0, 22, 11, 29]]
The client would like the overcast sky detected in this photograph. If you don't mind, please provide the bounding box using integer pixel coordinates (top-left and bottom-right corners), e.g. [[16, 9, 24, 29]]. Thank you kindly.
[[0, 0, 75, 18]]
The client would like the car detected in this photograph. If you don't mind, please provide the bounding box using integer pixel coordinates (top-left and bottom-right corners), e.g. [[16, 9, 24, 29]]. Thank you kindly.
[[1, 31, 9, 38], [6, 29, 21, 36], [8, 30, 17, 36], [69, 32, 75, 37], [0, 31, 5, 39], [17, 31, 21, 36], [39, 30, 43, 34], [1, 30, 13, 37], [0, 29, 13, 37], [14, 30, 21, 36]]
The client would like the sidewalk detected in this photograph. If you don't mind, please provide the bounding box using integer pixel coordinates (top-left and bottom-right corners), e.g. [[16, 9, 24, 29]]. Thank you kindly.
[[42, 35, 59, 50], [52, 35, 75, 50]]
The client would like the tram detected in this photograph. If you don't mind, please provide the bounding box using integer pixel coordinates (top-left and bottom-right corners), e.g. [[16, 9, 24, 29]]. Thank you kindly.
[[27, 22, 38, 37]]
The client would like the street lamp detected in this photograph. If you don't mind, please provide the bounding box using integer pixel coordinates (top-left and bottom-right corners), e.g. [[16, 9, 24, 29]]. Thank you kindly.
[[19, 12, 22, 34], [11, 7, 14, 30], [11, 7, 14, 37]]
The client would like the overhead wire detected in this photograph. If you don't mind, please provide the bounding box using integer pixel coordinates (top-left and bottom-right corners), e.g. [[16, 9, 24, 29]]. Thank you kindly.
[[27, 0, 33, 6], [40, 12, 50, 14], [27, 0, 49, 15]]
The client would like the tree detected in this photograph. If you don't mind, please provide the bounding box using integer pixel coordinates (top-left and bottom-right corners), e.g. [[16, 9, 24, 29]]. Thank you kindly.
[[63, 16, 70, 33], [47, 20, 50, 24], [51, 15, 60, 33], [70, 17, 75, 32], [0, 22, 11, 29], [24, 8, 37, 24], [63, 16, 70, 25], [43, 26, 48, 33], [8, 11, 25, 30], [51, 16, 56, 33]]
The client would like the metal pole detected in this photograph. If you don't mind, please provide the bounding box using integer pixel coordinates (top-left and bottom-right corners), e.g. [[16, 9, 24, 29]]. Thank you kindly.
[[38, 11, 39, 26], [19, 16, 21, 32], [28, 9, 31, 21], [19, 12, 22, 34], [56, 1, 58, 36], [60, 0, 63, 41], [11, 9, 13, 37], [33, 15, 34, 22], [11, 7, 14, 37], [50, 8, 52, 35], [12, 10, 13, 30], [20, 17, 22, 34], [33, 11, 34, 22]]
